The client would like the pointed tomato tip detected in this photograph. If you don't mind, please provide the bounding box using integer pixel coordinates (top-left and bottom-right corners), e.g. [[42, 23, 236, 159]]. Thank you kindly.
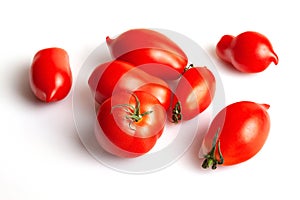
[[261, 104, 270, 110], [106, 36, 112, 45], [45, 98, 52, 103], [45, 95, 54, 103], [44, 90, 59, 103], [272, 52, 279, 65]]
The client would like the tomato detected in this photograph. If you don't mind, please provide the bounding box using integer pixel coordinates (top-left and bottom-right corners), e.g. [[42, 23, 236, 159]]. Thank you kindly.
[[29, 47, 72, 102], [135, 83, 172, 111], [95, 91, 166, 158], [200, 101, 270, 169], [216, 31, 278, 73], [88, 60, 172, 110], [106, 29, 188, 80], [171, 65, 216, 123]]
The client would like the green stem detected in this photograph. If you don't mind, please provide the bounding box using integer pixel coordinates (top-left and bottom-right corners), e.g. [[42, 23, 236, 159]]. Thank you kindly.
[[171, 63, 194, 124], [201, 128, 224, 170], [111, 93, 153, 130], [183, 63, 194, 73], [171, 101, 182, 124]]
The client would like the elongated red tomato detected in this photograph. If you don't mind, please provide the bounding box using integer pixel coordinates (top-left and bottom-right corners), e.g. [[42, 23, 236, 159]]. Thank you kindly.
[[88, 60, 172, 110], [200, 101, 270, 169], [216, 31, 278, 73], [106, 29, 188, 80], [29, 47, 72, 102], [171, 66, 216, 123], [95, 91, 166, 158]]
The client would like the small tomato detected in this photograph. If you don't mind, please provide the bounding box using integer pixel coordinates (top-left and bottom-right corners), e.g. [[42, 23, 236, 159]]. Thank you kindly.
[[29, 47, 72, 102]]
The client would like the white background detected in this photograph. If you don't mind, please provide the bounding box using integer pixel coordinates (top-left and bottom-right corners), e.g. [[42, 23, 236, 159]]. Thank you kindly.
[[0, 0, 299, 199]]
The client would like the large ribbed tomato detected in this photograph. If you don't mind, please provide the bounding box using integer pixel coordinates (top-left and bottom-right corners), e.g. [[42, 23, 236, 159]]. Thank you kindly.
[[95, 91, 166, 158]]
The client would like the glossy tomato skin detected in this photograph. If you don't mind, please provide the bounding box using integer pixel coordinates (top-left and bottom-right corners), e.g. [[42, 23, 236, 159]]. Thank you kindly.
[[200, 101, 270, 168], [29, 47, 72, 102], [106, 29, 188, 80], [88, 60, 171, 110], [95, 91, 166, 158], [216, 31, 278, 73], [171, 66, 216, 122]]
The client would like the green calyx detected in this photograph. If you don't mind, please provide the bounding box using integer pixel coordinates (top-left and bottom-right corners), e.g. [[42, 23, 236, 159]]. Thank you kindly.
[[183, 63, 194, 73], [201, 128, 224, 170], [111, 93, 153, 130], [171, 63, 195, 124], [171, 101, 182, 124]]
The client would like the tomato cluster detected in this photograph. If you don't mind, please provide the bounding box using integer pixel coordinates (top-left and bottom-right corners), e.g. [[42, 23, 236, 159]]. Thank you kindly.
[[89, 29, 216, 157], [29, 29, 278, 169]]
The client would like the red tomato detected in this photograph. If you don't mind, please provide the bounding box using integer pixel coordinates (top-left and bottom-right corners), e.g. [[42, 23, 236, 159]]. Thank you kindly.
[[95, 91, 166, 158], [216, 31, 278, 73], [29, 47, 72, 102], [135, 83, 172, 111], [200, 101, 270, 169], [106, 29, 188, 80], [171, 66, 216, 122], [88, 60, 171, 110]]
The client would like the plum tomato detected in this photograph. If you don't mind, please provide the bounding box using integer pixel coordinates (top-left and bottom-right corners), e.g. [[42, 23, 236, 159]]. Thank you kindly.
[[171, 65, 216, 123], [29, 47, 72, 102], [216, 31, 278, 73], [106, 28, 188, 80], [200, 101, 270, 169]]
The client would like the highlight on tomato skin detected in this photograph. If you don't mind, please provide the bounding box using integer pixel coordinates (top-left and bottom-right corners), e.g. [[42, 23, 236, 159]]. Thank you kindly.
[[29, 47, 72, 102], [199, 101, 270, 169], [216, 31, 279, 73]]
